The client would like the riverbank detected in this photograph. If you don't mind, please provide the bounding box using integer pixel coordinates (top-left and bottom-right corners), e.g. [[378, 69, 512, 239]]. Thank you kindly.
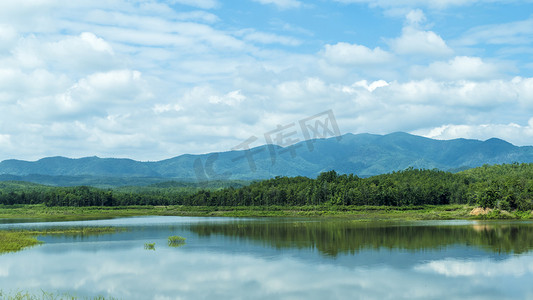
[[1, 204, 531, 221]]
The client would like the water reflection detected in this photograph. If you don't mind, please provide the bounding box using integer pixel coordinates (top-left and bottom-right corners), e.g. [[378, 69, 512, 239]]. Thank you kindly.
[[1, 217, 533, 299], [187, 220, 533, 256]]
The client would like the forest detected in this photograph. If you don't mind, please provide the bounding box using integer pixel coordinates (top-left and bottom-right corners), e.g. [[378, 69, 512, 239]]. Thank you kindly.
[[0, 163, 532, 211]]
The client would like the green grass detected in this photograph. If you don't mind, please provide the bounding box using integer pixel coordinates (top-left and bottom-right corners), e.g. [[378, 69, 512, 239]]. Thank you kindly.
[[0, 204, 163, 221], [0, 227, 119, 254], [144, 242, 155, 250], [168, 235, 186, 247], [0, 231, 42, 254], [0, 204, 530, 223]]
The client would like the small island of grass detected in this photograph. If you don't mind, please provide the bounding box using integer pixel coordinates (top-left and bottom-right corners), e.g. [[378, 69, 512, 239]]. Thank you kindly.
[[168, 235, 186, 247], [0, 227, 119, 254]]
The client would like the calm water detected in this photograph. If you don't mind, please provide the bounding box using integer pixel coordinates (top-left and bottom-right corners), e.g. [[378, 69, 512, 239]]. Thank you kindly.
[[1, 217, 533, 299]]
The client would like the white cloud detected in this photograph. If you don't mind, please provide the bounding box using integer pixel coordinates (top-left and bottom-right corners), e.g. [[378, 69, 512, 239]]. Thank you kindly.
[[209, 90, 247, 106], [0, 0, 532, 161], [276, 78, 328, 100], [0, 68, 70, 101], [175, 11, 220, 23], [253, 0, 304, 10], [11, 69, 150, 123], [513, 76, 533, 107], [457, 16, 533, 46], [153, 103, 183, 114], [78, 32, 114, 54], [79, 70, 144, 99], [410, 56, 504, 80], [390, 27, 453, 57], [384, 78, 522, 107], [242, 31, 302, 46], [4, 32, 118, 75], [353, 80, 390, 92], [170, 0, 219, 9], [323, 42, 393, 65], [414, 118, 533, 146], [405, 9, 426, 25], [332, 0, 482, 9], [0, 24, 17, 53], [0, 134, 11, 147]]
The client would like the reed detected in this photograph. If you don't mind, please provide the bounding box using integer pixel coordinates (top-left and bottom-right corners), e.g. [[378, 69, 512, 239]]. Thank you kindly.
[[167, 235, 186, 247], [0, 227, 118, 254], [144, 242, 156, 250]]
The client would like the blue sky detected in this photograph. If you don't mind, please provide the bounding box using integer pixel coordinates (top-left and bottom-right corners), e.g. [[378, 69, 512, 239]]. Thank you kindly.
[[0, 0, 532, 161]]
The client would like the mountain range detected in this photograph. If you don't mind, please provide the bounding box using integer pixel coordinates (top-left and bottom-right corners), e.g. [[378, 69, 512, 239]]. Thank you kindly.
[[1, 132, 532, 187]]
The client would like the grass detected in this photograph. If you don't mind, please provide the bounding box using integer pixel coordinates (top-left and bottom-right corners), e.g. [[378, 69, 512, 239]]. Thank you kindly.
[[0, 231, 42, 254], [168, 235, 186, 247], [0, 227, 119, 254], [144, 242, 155, 250], [0, 204, 530, 223], [0, 205, 162, 221]]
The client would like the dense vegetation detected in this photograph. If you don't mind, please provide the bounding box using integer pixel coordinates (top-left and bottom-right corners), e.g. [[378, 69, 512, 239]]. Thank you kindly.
[[0, 163, 532, 211]]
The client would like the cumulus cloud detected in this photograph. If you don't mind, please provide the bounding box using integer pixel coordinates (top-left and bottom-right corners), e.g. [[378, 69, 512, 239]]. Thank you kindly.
[[0, 24, 17, 53], [410, 56, 505, 80], [11, 69, 150, 126], [323, 42, 393, 65], [405, 9, 426, 25], [0, 68, 70, 102], [414, 118, 533, 146], [44, 32, 117, 72], [0, 134, 11, 147], [352, 80, 389, 92], [209, 90, 247, 106], [390, 26, 453, 57], [73, 70, 147, 102], [0, 0, 532, 161]]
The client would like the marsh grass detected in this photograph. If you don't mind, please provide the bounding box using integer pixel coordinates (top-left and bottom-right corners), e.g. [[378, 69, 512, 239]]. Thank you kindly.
[[144, 242, 155, 250], [0, 231, 42, 254], [167, 236, 186, 247], [1, 204, 528, 223], [0, 227, 119, 254]]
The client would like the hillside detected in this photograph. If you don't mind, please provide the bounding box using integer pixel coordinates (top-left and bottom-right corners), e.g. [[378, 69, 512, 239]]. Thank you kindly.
[[0, 132, 532, 186]]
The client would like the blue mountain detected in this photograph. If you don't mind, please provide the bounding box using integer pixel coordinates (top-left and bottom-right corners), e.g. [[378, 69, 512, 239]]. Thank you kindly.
[[1, 132, 532, 186]]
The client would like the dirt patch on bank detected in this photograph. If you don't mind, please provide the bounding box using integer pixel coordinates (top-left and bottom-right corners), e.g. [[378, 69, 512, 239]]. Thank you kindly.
[[470, 207, 493, 216]]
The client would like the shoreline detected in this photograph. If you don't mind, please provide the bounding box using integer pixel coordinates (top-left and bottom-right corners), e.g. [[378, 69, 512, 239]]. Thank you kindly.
[[1, 204, 531, 221], [1, 204, 531, 256]]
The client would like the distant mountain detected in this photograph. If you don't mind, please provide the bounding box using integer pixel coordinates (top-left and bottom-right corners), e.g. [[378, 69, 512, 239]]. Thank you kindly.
[[1, 132, 532, 186]]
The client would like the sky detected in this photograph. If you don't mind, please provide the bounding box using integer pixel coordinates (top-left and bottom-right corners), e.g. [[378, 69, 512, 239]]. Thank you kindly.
[[0, 0, 532, 161]]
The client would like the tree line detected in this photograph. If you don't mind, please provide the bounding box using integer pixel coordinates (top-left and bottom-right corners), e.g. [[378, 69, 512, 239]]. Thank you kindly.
[[0, 163, 532, 210]]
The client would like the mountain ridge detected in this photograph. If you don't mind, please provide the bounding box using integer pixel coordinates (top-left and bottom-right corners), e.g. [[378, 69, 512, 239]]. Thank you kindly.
[[1, 132, 532, 186]]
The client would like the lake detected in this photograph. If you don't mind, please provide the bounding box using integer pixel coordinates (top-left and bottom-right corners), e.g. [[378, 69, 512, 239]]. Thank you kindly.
[[1, 217, 533, 299]]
